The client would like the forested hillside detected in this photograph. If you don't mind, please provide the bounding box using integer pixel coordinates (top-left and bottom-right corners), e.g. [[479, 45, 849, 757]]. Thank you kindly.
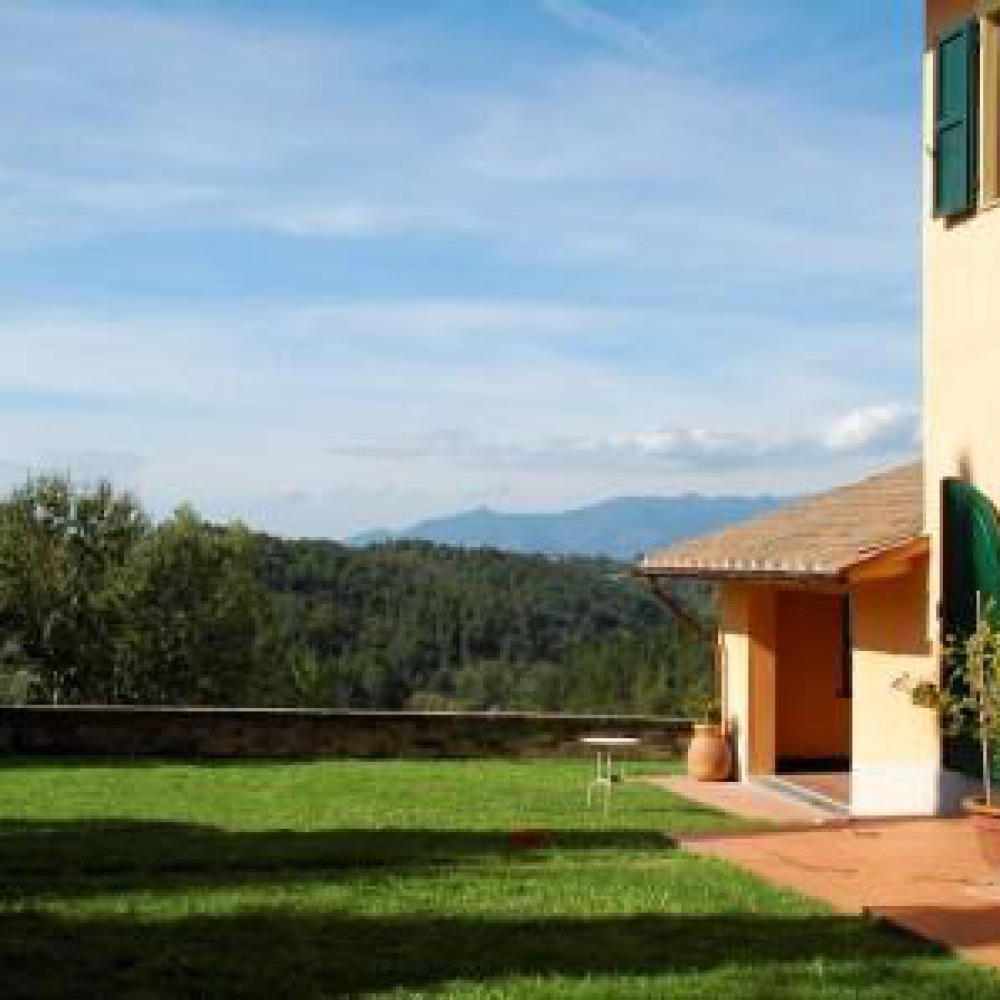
[[0, 477, 715, 716], [257, 537, 714, 715]]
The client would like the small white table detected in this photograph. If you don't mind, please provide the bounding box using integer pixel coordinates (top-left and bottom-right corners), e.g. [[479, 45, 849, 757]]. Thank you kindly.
[[580, 736, 641, 815]]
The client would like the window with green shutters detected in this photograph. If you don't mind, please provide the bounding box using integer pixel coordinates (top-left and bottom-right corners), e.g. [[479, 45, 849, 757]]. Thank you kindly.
[[935, 19, 980, 219]]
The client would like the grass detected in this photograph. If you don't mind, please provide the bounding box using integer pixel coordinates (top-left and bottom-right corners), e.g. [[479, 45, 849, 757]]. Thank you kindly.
[[0, 757, 997, 998]]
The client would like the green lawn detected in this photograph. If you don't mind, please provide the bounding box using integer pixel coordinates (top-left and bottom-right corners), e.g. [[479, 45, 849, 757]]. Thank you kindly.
[[0, 758, 997, 999]]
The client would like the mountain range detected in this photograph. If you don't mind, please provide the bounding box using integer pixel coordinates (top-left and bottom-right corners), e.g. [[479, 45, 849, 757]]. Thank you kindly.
[[351, 493, 789, 560]]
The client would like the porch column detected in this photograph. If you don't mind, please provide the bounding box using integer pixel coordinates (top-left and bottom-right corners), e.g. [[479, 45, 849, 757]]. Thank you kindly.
[[747, 587, 777, 776], [720, 583, 777, 781]]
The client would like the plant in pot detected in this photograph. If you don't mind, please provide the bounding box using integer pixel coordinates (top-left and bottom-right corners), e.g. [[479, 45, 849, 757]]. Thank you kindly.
[[684, 690, 732, 783], [944, 605, 1000, 870], [901, 601, 1000, 870]]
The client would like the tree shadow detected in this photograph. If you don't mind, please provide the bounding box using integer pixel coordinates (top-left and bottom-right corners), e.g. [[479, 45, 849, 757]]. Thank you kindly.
[[0, 754, 335, 771], [0, 818, 676, 900], [0, 820, 994, 997], [0, 908, 986, 999]]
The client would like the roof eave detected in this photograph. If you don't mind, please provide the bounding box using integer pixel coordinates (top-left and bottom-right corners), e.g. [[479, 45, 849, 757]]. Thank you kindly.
[[636, 533, 929, 587], [635, 563, 844, 585]]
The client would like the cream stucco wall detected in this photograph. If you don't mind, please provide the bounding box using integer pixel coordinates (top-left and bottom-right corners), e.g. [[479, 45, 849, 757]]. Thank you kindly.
[[915, 0, 1000, 813], [848, 557, 962, 814], [924, 0, 1000, 650]]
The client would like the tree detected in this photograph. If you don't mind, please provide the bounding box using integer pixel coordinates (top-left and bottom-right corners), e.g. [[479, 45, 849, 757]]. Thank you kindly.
[[0, 476, 713, 713], [0, 476, 147, 702], [113, 508, 269, 705]]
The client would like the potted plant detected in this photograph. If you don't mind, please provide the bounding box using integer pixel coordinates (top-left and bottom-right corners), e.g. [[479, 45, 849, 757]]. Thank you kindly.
[[901, 601, 1000, 868], [684, 691, 732, 783], [945, 606, 1000, 869]]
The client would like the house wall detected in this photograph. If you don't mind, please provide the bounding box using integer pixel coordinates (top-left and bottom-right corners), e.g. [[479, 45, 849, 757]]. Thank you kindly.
[[920, 0, 1000, 811], [849, 555, 971, 815], [688, 3, 989, 815], [924, 0, 1000, 651], [774, 592, 850, 762], [718, 563, 965, 815]]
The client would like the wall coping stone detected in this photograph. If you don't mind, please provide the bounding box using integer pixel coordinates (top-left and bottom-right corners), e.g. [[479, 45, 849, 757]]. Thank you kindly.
[[0, 707, 692, 760]]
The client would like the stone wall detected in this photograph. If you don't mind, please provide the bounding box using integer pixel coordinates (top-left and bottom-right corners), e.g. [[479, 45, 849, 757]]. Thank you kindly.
[[0, 707, 691, 760]]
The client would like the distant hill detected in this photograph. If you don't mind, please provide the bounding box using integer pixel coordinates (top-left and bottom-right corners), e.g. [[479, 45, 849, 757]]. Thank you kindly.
[[258, 537, 714, 715], [351, 494, 788, 560]]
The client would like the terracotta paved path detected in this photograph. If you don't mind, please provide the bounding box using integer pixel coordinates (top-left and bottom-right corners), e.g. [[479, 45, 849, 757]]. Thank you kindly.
[[649, 775, 842, 825], [656, 778, 1000, 970]]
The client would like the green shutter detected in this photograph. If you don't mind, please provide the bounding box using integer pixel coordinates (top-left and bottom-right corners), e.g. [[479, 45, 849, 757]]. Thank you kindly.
[[942, 478, 1000, 638], [935, 19, 979, 218], [941, 478, 1000, 776]]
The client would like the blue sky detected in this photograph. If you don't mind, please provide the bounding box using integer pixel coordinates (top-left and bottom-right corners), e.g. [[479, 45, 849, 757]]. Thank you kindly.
[[0, 0, 923, 537]]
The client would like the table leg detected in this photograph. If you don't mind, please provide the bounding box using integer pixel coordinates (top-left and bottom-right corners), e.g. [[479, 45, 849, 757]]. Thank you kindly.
[[604, 751, 612, 815]]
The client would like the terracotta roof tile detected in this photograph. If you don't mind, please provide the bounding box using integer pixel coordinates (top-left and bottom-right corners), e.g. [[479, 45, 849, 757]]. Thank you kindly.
[[639, 462, 924, 581]]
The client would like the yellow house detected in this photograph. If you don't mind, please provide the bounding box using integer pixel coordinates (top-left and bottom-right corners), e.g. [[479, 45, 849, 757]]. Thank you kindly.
[[639, 0, 1000, 818]]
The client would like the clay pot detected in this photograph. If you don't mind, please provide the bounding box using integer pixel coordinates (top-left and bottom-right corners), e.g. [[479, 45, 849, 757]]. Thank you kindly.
[[964, 797, 1000, 870], [686, 723, 732, 782]]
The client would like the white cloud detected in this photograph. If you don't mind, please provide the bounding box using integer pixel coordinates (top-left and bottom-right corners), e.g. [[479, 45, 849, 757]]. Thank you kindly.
[[823, 404, 921, 453], [329, 404, 921, 476]]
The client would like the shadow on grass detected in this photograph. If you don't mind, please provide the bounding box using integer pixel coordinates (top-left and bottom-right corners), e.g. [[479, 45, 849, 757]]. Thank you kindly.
[[0, 908, 985, 1000], [0, 818, 676, 899], [0, 821, 994, 997], [0, 754, 338, 771]]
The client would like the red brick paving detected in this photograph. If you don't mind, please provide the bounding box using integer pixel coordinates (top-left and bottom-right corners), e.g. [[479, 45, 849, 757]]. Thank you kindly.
[[658, 778, 1000, 970]]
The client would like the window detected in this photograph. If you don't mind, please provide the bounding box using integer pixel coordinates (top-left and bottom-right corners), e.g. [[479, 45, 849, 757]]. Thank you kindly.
[[935, 18, 979, 218], [981, 13, 1000, 204]]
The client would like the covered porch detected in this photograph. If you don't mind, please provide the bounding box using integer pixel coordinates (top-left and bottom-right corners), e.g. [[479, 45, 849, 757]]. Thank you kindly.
[[640, 463, 967, 818]]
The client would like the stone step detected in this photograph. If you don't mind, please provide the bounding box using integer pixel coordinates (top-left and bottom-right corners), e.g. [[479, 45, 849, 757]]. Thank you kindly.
[[752, 775, 850, 818]]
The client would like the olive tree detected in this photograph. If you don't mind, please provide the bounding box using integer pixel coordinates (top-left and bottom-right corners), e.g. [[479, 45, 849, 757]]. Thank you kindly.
[[0, 477, 272, 706], [0, 476, 147, 702]]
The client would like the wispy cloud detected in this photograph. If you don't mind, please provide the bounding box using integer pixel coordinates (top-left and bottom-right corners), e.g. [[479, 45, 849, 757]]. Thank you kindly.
[[329, 404, 921, 475], [536, 0, 660, 60], [0, 0, 916, 293]]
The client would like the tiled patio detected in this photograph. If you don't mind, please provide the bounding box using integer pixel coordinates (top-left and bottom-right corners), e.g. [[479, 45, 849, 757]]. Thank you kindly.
[[656, 777, 1000, 971], [649, 774, 843, 825]]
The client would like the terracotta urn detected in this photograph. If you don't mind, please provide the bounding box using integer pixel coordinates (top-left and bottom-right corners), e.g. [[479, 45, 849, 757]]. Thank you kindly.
[[964, 797, 1000, 871], [686, 723, 732, 782]]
